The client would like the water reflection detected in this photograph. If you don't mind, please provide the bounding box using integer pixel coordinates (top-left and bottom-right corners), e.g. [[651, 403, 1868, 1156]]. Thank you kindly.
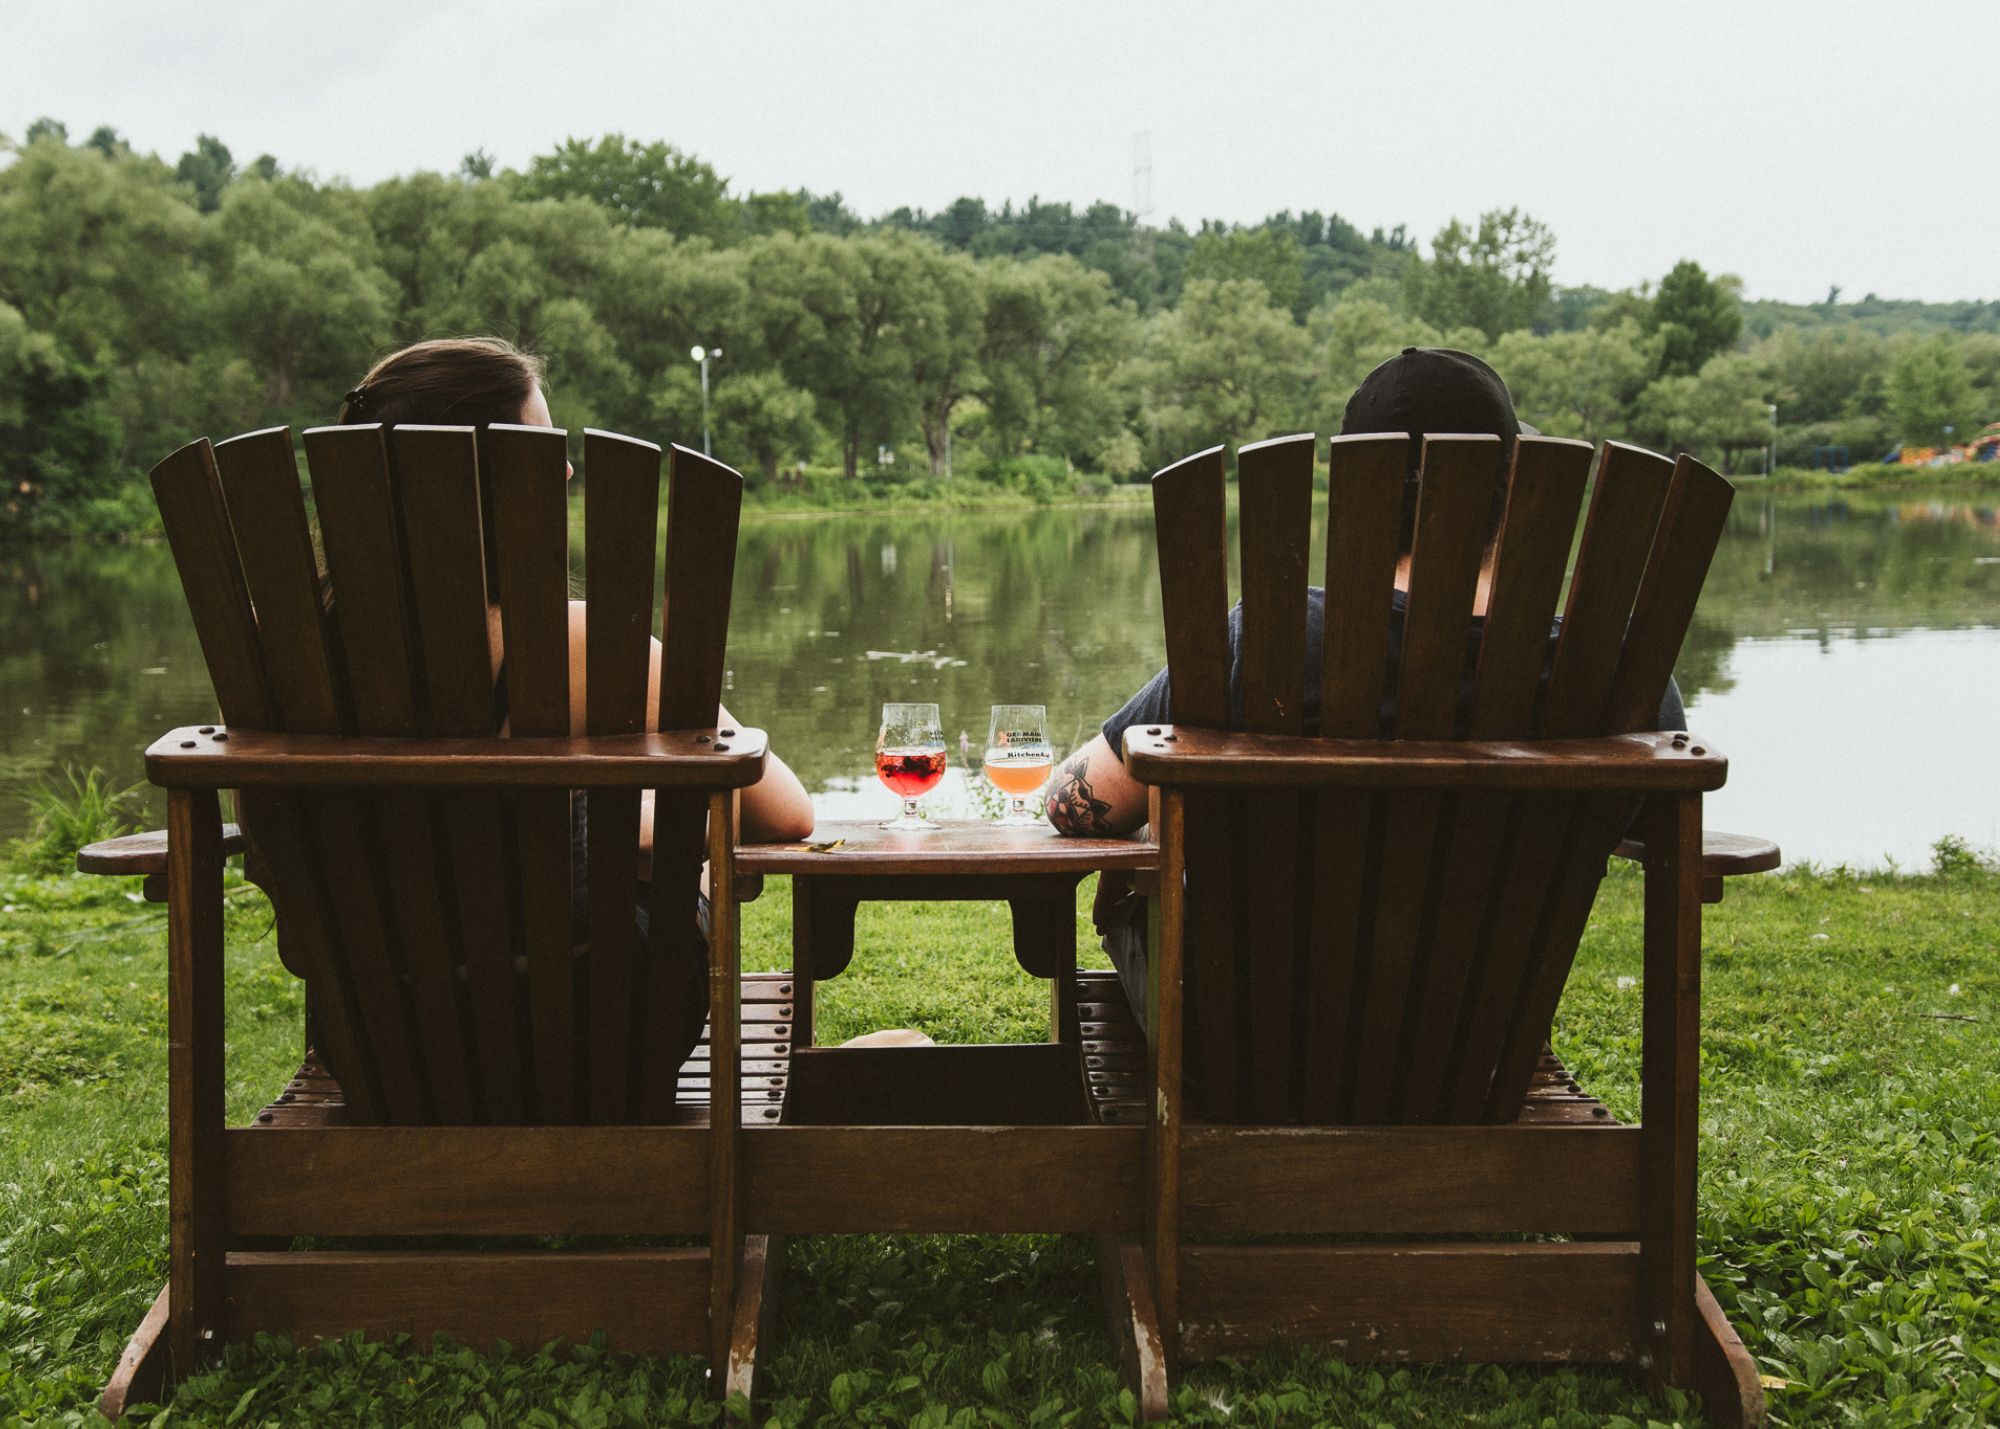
[[3, 491, 1996, 867]]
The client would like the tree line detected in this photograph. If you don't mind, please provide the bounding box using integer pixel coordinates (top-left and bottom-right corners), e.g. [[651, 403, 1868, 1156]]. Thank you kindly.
[[3, 120, 1997, 537]]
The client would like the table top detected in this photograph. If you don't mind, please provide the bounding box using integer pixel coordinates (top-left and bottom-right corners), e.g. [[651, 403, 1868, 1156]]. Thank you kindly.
[[735, 819, 1159, 877]]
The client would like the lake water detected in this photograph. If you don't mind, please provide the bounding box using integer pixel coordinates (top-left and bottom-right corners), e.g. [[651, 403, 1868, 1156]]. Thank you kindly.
[[3, 489, 1996, 870]]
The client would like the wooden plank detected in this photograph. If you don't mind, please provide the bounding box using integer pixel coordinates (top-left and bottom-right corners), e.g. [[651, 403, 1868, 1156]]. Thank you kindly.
[[736, 819, 1159, 876], [783, 1043, 1087, 1126], [76, 825, 244, 876], [740, 1126, 1144, 1233], [1234, 435, 1313, 1121], [1148, 789, 1186, 1359], [1349, 438, 1498, 1122], [1178, 1124, 1640, 1233], [1541, 442, 1675, 737], [1178, 1242, 1639, 1363], [1395, 437, 1591, 1121], [1096, 1237, 1170, 1423], [1318, 434, 1409, 737], [1123, 727, 1724, 791], [167, 788, 226, 1369], [1693, 1275, 1769, 1428], [725, 1235, 783, 1405], [304, 425, 419, 735], [1639, 792, 1704, 1389], [705, 790, 741, 1370], [211, 427, 344, 734], [97, 1282, 170, 1421], [149, 439, 276, 729], [1604, 454, 1735, 734], [582, 431, 661, 1123], [223, 1249, 709, 1355], [223, 1126, 709, 1235], [147, 726, 768, 788], [1149, 445, 1230, 728], [484, 424, 576, 1120], [395, 426, 526, 1122], [1613, 829, 1781, 878], [1392, 436, 1501, 740], [304, 425, 473, 1120], [652, 444, 744, 1124]]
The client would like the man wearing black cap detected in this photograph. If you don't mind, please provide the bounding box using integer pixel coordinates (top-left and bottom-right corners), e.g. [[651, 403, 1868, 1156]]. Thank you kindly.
[[1047, 347, 1685, 1030]]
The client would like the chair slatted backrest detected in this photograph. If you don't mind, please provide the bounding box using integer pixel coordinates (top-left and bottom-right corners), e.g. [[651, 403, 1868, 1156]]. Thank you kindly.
[[150, 423, 743, 1126], [1152, 434, 1732, 1125]]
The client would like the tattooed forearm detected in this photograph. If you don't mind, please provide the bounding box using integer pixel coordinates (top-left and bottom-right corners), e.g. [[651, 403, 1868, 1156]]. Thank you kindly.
[[1046, 752, 1115, 835]]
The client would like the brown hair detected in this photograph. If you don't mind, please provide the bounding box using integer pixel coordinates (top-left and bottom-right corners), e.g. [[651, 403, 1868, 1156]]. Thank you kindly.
[[338, 337, 545, 429]]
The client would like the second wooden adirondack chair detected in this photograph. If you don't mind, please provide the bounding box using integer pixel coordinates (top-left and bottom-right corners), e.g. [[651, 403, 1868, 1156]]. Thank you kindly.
[[1093, 433, 1768, 1426], [94, 423, 783, 1415]]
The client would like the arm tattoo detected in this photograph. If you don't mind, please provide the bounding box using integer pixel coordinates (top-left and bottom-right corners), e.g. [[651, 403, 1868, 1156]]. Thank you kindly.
[[1047, 751, 1115, 836]]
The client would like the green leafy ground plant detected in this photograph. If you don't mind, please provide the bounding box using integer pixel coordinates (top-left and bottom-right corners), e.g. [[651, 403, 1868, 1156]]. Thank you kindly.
[[1, 848, 1995, 1426]]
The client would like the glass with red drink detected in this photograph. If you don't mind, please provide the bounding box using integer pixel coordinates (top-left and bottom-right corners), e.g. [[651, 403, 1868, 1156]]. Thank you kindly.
[[876, 702, 947, 831]]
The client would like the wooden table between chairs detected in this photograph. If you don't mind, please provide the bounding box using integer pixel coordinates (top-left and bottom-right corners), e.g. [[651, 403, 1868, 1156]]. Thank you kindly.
[[736, 819, 1158, 1050]]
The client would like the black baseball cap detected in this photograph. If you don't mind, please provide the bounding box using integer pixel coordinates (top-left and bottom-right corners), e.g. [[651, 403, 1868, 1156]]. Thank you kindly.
[[1339, 347, 1521, 549]]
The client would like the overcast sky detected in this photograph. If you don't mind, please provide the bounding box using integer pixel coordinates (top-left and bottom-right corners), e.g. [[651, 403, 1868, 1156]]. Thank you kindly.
[[5, 0, 1993, 305]]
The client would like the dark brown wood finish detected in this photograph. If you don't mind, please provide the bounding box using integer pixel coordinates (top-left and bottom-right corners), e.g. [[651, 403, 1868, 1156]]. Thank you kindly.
[[484, 424, 576, 1120], [166, 788, 227, 1371], [1150, 447, 1236, 1116], [119, 422, 775, 1410], [1233, 435, 1314, 1120], [393, 424, 524, 1123], [1115, 433, 1766, 1422], [583, 430, 660, 1123], [306, 424, 470, 1121], [1395, 437, 1593, 1120], [1347, 437, 1501, 1122], [1300, 434, 1406, 1121]]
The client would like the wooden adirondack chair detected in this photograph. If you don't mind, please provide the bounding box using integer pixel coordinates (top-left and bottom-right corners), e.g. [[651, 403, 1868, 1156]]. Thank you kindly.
[[91, 422, 783, 1416], [1094, 432, 1768, 1425]]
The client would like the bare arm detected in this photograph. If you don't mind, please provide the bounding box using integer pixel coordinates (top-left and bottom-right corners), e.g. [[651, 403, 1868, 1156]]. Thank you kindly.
[[1046, 733, 1150, 839], [562, 605, 814, 859]]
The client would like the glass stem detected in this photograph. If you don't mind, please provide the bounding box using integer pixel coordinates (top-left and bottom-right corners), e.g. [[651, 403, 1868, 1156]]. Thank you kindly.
[[1009, 796, 1026, 821], [903, 796, 919, 822]]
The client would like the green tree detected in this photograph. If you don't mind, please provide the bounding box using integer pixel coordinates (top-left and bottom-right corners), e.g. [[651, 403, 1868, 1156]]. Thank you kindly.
[[1761, 327, 1888, 424], [1632, 352, 1773, 471], [1493, 320, 1661, 444], [518, 135, 733, 240], [713, 369, 819, 482], [207, 179, 395, 414], [23, 117, 68, 146], [1885, 335, 1976, 445], [977, 255, 1133, 463], [175, 134, 236, 213], [1185, 226, 1305, 315], [0, 300, 123, 532], [894, 240, 985, 475], [1404, 208, 1554, 340], [1138, 278, 1308, 463], [1647, 260, 1742, 376]]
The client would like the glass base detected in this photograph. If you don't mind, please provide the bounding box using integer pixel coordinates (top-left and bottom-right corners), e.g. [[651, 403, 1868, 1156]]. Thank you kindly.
[[994, 809, 1042, 827], [879, 812, 940, 832]]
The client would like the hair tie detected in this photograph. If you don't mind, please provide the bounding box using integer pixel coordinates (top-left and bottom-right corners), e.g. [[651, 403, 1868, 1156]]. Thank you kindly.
[[344, 385, 369, 410]]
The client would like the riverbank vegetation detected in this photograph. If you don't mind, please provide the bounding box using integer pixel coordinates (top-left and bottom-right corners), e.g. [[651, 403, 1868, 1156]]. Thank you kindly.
[[4, 120, 1998, 538], [1, 778, 1995, 1424]]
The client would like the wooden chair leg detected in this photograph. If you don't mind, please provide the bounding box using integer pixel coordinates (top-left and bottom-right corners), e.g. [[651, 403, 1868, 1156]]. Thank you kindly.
[[98, 1284, 172, 1420], [1692, 1276, 1767, 1428], [1096, 1236, 1170, 1422], [724, 1234, 785, 1406]]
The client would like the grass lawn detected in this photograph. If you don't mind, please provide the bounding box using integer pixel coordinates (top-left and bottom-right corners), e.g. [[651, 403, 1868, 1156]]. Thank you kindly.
[[1, 851, 1995, 1427]]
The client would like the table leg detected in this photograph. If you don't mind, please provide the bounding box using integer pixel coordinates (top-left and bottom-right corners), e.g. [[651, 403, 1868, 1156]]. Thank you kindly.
[[791, 879, 862, 1049], [1008, 887, 1080, 1044]]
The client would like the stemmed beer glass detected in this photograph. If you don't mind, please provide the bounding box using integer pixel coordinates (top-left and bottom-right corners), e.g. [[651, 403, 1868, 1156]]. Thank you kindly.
[[875, 702, 947, 831], [982, 704, 1053, 827]]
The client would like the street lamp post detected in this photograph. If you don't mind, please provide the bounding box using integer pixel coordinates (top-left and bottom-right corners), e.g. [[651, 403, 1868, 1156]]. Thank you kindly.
[[690, 345, 722, 457], [1767, 402, 1779, 477]]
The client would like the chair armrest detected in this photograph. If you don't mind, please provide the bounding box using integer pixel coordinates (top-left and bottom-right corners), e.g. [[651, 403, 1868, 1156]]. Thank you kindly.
[[144, 725, 769, 790], [1122, 725, 1726, 793], [76, 824, 247, 877], [1613, 830, 1781, 877]]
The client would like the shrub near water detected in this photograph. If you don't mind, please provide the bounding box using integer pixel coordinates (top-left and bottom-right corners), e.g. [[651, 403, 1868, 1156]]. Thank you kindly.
[[7, 766, 142, 876]]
